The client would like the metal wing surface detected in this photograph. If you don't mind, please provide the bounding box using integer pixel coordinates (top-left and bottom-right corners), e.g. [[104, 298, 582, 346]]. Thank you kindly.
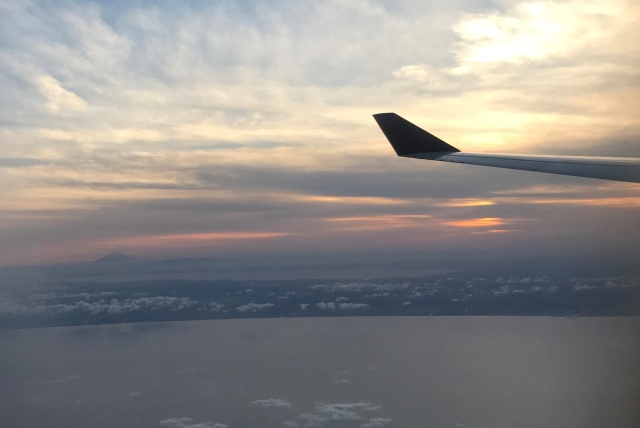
[[374, 113, 640, 184]]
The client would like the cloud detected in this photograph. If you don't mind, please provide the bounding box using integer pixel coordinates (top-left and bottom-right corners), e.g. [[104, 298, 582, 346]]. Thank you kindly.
[[444, 218, 506, 228], [293, 403, 386, 428], [316, 302, 335, 310], [325, 215, 431, 231], [159, 418, 227, 428], [209, 302, 225, 312], [569, 276, 639, 290], [42, 374, 81, 384], [36, 75, 87, 114], [0, 158, 50, 168], [0, 0, 638, 271], [453, 0, 637, 66], [337, 303, 369, 310], [0, 296, 47, 315], [316, 302, 369, 310], [573, 284, 596, 291], [46, 296, 197, 315], [315, 403, 380, 423], [311, 282, 410, 293], [298, 413, 327, 427], [361, 418, 393, 428], [394, 0, 640, 153], [235, 302, 274, 313], [248, 398, 292, 409]]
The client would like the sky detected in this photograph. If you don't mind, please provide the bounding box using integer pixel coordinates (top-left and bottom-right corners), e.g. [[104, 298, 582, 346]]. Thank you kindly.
[[0, 0, 639, 270]]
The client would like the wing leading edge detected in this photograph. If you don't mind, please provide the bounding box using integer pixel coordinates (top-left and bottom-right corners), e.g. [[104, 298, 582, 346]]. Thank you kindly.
[[373, 113, 640, 184]]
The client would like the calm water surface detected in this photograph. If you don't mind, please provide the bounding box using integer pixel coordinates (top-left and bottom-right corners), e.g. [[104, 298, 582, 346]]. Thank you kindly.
[[1, 317, 639, 428]]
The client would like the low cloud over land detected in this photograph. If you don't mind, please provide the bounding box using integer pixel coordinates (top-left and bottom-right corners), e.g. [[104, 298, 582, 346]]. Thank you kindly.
[[1, 271, 637, 329]]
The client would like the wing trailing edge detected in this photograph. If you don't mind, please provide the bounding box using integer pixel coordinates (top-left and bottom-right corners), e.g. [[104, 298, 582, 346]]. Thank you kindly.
[[373, 113, 640, 184]]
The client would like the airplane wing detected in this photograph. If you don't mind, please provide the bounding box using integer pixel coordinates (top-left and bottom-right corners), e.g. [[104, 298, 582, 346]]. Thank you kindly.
[[373, 113, 640, 184]]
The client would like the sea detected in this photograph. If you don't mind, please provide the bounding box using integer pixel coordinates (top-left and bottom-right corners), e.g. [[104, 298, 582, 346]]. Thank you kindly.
[[1, 317, 639, 428]]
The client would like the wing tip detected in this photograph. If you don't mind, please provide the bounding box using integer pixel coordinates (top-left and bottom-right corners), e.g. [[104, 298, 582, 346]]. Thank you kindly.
[[373, 112, 459, 156]]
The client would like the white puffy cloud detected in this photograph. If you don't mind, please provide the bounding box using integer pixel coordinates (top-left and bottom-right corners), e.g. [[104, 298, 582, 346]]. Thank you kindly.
[[209, 302, 225, 312], [569, 276, 639, 290], [316, 302, 335, 310], [277, 401, 386, 427], [47, 296, 197, 315], [235, 302, 274, 312], [337, 303, 369, 310]]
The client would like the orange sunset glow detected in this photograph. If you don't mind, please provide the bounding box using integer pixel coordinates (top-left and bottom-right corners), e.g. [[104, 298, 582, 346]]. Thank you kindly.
[[98, 232, 295, 250], [444, 218, 507, 228]]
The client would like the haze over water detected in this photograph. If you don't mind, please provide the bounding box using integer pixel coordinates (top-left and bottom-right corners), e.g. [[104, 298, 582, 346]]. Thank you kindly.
[[2, 317, 639, 428]]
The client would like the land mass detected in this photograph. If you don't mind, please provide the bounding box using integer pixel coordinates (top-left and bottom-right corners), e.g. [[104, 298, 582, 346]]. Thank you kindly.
[[1, 273, 638, 329]]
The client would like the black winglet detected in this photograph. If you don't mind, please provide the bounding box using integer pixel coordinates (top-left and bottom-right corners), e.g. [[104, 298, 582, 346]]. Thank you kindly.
[[373, 113, 459, 156]]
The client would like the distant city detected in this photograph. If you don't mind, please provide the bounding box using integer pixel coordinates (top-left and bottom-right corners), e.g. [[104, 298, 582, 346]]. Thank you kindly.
[[1, 252, 638, 329]]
